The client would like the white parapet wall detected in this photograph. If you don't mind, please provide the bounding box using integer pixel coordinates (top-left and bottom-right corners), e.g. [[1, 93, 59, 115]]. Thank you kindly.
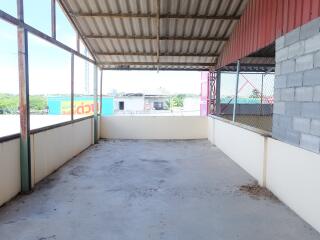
[[31, 118, 93, 184], [0, 117, 95, 206], [0, 138, 20, 206], [101, 116, 208, 140], [208, 116, 267, 185], [208, 115, 320, 233], [266, 138, 320, 233]]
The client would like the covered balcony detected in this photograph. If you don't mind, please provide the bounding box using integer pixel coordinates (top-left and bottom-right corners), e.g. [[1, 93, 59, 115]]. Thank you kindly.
[[1, 0, 320, 239]]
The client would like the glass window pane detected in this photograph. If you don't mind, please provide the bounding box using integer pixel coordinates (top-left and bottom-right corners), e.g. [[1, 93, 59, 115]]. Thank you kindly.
[[56, 3, 77, 50], [79, 40, 93, 60], [0, 20, 19, 137], [0, 1, 17, 17], [28, 33, 71, 129], [79, 40, 86, 56], [24, 0, 51, 35], [74, 56, 94, 119], [97, 69, 101, 114]]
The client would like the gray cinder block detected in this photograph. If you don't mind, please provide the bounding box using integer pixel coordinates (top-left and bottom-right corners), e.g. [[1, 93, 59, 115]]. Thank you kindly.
[[273, 102, 286, 115], [300, 134, 320, 153], [274, 75, 287, 89], [287, 72, 303, 87], [293, 117, 310, 133], [285, 102, 301, 116], [303, 69, 320, 86], [305, 34, 320, 54], [288, 41, 305, 59], [295, 87, 313, 102], [285, 27, 301, 46], [302, 102, 320, 118], [296, 54, 314, 72], [281, 59, 295, 74], [276, 36, 285, 50], [311, 119, 320, 136], [300, 18, 320, 40], [281, 88, 295, 101], [314, 51, 320, 68]]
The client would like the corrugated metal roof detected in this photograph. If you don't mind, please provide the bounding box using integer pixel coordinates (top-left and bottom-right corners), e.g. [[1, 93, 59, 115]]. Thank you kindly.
[[59, 0, 250, 70]]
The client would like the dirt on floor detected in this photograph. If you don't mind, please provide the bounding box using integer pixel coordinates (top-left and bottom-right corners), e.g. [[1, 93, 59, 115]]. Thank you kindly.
[[239, 181, 279, 202]]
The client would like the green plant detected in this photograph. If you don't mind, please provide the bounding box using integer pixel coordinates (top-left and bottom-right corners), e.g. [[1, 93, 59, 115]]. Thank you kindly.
[[0, 94, 48, 114], [29, 95, 47, 111], [169, 94, 185, 108], [0, 94, 19, 113]]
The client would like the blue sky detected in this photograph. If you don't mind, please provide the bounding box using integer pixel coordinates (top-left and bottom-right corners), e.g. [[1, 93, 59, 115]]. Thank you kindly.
[[0, 1, 274, 97]]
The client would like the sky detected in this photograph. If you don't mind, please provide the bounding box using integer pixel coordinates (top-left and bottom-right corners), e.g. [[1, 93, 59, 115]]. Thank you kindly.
[[0, 1, 274, 97]]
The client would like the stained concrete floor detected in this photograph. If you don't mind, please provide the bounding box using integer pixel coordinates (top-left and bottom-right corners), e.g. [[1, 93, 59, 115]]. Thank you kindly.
[[0, 140, 319, 240]]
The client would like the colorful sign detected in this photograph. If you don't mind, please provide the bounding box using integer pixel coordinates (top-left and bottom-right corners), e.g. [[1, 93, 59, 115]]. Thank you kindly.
[[61, 100, 97, 115], [47, 96, 114, 116]]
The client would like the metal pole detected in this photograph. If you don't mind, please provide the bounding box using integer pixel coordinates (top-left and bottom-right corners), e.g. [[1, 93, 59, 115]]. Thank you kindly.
[[216, 70, 221, 115], [93, 65, 98, 144], [71, 54, 74, 120], [260, 73, 264, 115], [17, 0, 31, 192], [76, 33, 80, 52], [51, 0, 56, 39], [232, 60, 240, 122]]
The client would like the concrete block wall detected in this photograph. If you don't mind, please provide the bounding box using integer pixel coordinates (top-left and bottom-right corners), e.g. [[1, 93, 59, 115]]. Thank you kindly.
[[273, 17, 320, 153]]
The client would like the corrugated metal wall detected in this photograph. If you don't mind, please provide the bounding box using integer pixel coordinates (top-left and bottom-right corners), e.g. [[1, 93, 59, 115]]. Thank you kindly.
[[217, 0, 320, 69]]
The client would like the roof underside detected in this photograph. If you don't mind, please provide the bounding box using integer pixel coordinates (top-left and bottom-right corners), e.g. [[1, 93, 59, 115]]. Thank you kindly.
[[221, 43, 275, 72], [59, 0, 273, 71]]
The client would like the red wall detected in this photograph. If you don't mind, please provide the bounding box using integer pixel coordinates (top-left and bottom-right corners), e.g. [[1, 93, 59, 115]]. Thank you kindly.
[[217, 0, 320, 69]]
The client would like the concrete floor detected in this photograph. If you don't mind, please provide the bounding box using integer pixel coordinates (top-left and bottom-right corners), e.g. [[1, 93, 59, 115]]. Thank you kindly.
[[0, 140, 319, 240]]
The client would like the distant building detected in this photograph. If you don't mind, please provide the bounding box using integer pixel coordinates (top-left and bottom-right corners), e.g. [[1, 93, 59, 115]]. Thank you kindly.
[[113, 88, 172, 113], [113, 94, 145, 112]]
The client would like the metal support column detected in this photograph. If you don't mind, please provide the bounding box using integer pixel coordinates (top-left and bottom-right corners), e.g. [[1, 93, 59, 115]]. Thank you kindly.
[[93, 65, 98, 144], [232, 60, 240, 122], [216, 70, 221, 115], [260, 73, 264, 116], [51, 0, 56, 38], [71, 54, 74, 120], [208, 71, 213, 115], [76, 34, 80, 52], [17, 0, 31, 192]]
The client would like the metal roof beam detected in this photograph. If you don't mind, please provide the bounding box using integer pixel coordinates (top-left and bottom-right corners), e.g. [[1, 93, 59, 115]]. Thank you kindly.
[[86, 35, 228, 41], [156, 0, 160, 71], [100, 62, 215, 66], [72, 12, 241, 20], [95, 52, 219, 57], [103, 67, 210, 71]]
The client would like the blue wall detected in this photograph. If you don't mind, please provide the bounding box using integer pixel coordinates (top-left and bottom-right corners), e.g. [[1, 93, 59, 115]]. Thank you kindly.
[[47, 96, 114, 116]]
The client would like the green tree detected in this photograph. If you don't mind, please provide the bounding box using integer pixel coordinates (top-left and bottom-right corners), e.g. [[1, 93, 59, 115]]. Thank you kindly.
[[0, 94, 19, 114], [169, 94, 185, 108], [29, 95, 47, 111], [0, 94, 47, 114]]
